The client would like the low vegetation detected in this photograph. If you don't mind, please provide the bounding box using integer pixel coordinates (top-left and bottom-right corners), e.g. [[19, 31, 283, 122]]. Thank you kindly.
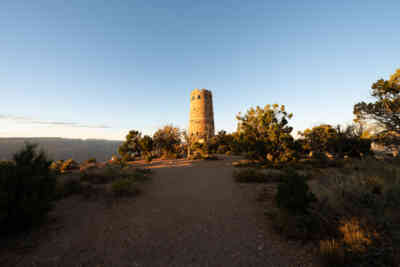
[[312, 159, 400, 266], [234, 168, 269, 183], [0, 143, 56, 235], [50, 158, 79, 173], [242, 159, 400, 267], [230, 66, 400, 267], [111, 178, 140, 197]]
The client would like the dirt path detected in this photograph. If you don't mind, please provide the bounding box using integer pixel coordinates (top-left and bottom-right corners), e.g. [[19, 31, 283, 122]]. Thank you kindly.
[[3, 157, 318, 267]]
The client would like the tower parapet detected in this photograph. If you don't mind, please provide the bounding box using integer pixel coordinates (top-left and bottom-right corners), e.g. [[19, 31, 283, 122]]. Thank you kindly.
[[189, 88, 215, 141]]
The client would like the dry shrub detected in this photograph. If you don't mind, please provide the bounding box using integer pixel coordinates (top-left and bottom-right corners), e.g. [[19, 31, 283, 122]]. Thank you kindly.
[[339, 218, 375, 252], [234, 168, 269, 183], [81, 168, 151, 184], [56, 177, 82, 199], [111, 179, 140, 197], [62, 159, 79, 172], [232, 159, 258, 168], [203, 154, 219, 160], [267, 158, 400, 266], [81, 166, 119, 184], [0, 144, 56, 235], [161, 152, 179, 160], [311, 158, 400, 266], [50, 160, 64, 174], [319, 218, 395, 266]]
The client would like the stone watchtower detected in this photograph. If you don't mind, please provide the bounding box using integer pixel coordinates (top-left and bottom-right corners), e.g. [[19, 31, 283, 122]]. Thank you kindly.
[[189, 88, 215, 142]]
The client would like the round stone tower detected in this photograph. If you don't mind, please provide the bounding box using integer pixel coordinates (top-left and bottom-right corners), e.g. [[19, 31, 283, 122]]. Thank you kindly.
[[189, 88, 215, 141]]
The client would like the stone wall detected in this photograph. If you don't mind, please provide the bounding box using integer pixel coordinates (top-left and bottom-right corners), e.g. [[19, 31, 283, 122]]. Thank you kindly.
[[189, 88, 215, 140]]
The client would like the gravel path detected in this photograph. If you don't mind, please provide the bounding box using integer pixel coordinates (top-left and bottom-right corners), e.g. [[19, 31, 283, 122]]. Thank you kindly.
[[3, 157, 319, 267]]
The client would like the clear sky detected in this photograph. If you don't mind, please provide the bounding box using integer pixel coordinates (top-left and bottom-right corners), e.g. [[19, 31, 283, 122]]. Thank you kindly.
[[1, 0, 399, 140]]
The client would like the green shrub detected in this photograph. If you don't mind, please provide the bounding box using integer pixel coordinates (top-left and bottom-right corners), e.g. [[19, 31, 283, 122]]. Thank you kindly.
[[162, 152, 179, 160], [308, 159, 400, 266], [275, 170, 316, 214], [83, 158, 97, 165], [319, 218, 396, 267], [0, 160, 14, 168], [50, 160, 64, 174], [110, 156, 127, 168], [269, 208, 321, 240], [189, 150, 203, 160], [232, 159, 259, 168], [111, 179, 139, 197], [216, 145, 229, 154], [145, 153, 154, 163], [203, 154, 219, 160], [135, 168, 152, 175], [56, 178, 82, 199], [0, 143, 56, 235], [122, 153, 134, 162], [60, 159, 79, 173], [128, 169, 151, 182], [234, 168, 269, 183], [81, 166, 152, 185], [269, 171, 320, 241], [81, 165, 119, 184]]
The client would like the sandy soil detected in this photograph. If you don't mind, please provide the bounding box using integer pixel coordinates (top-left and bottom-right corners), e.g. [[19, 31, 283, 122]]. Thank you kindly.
[[1, 156, 319, 267]]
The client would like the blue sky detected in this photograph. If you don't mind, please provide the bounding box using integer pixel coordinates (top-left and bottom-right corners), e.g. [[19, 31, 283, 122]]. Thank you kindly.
[[1, 0, 399, 140]]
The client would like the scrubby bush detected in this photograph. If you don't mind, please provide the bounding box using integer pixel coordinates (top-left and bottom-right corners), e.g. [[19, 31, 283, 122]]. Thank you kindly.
[[298, 124, 372, 160], [118, 130, 142, 160], [109, 156, 127, 168], [161, 151, 179, 160], [50, 160, 64, 174], [354, 69, 400, 137], [60, 158, 79, 173], [135, 168, 152, 175], [111, 178, 140, 197], [217, 144, 229, 154], [130, 168, 152, 182], [319, 218, 395, 267], [121, 153, 134, 162], [234, 168, 269, 183], [81, 165, 119, 184], [232, 159, 259, 168], [0, 143, 56, 234], [236, 104, 297, 166], [0, 160, 13, 167], [203, 154, 219, 160], [144, 153, 154, 163], [276, 170, 316, 214], [81, 157, 97, 165], [268, 170, 327, 241], [272, 159, 400, 266], [81, 166, 151, 185], [153, 125, 181, 156], [56, 178, 82, 199], [140, 135, 154, 155], [189, 150, 203, 160]]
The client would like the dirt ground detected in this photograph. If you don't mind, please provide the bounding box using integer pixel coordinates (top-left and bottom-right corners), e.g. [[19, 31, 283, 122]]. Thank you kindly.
[[1, 156, 319, 267]]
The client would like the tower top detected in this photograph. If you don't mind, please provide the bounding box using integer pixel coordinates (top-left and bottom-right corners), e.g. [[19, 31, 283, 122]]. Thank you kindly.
[[190, 88, 212, 96]]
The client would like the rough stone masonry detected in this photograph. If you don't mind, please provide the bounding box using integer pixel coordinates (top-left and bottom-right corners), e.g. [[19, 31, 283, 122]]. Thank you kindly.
[[189, 88, 215, 142]]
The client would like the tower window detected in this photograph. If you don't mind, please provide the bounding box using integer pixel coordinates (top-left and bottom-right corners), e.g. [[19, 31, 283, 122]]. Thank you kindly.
[[198, 95, 200, 99]]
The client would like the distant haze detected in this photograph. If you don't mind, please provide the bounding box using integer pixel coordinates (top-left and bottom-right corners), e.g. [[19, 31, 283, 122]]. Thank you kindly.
[[0, 138, 122, 162]]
